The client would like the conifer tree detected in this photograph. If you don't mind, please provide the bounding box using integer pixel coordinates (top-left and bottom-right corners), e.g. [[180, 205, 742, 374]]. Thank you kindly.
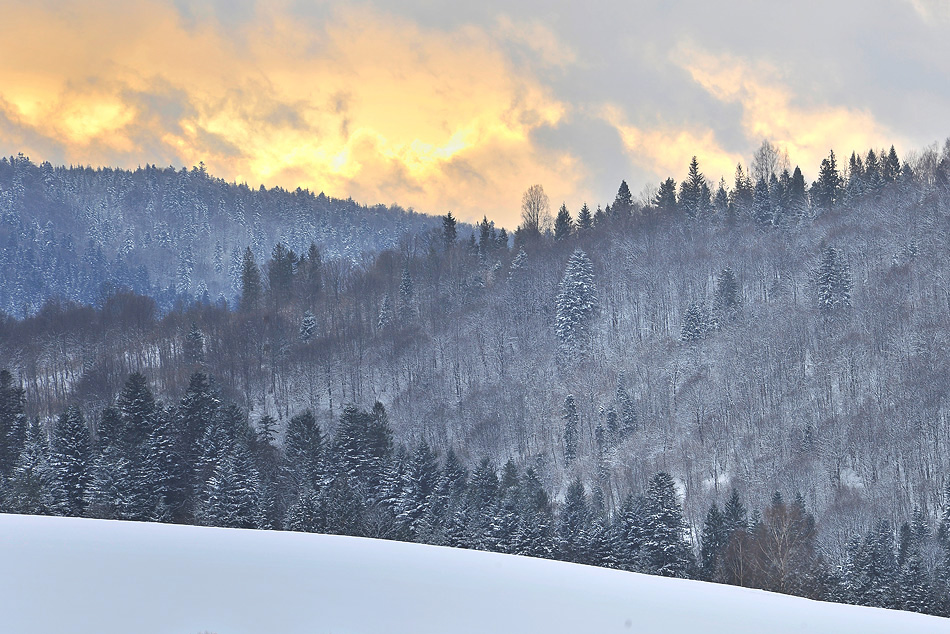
[[700, 503, 729, 581], [883, 146, 901, 183], [654, 178, 678, 216], [813, 150, 842, 209], [184, 322, 204, 365], [817, 246, 852, 313], [642, 472, 693, 577], [240, 247, 262, 311], [613, 180, 634, 217], [285, 409, 323, 491], [680, 302, 709, 343], [4, 420, 65, 515], [713, 267, 740, 324], [555, 249, 598, 357], [442, 212, 458, 249], [553, 203, 574, 241], [558, 477, 590, 563], [0, 369, 27, 477], [730, 164, 754, 221], [300, 310, 316, 342], [576, 203, 593, 231], [394, 440, 440, 540], [752, 177, 772, 226], [51, 405, 91, 515], [563, 395, 579, 465]]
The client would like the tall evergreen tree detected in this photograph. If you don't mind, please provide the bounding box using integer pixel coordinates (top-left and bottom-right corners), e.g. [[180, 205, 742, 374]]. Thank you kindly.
[[576, 203, 593, 231], [442, 212, 458, 249], [700, 502, 729, 581], [553, 203, 574, 241], [563, 395, 579, 465], [398, 264, 415, 324], [817, 246, 852, 313], [813, 150, 842, 209], [555, 249, 598, 358], [612, 180, 634, 217], [642, 472, 693, 577], [240, 247, 262, 312], [0, 369, 27, 477], [51, 405, 91, 515]]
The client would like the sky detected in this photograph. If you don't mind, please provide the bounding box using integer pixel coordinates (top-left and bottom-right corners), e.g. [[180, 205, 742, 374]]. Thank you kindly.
[[1, 0, 949, 227]]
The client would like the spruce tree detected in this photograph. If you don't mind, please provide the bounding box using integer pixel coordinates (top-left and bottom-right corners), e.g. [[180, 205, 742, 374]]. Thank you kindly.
[[442, 212, 458, 249], [700, 503, 729, 581], [752, 177, 772, 226], [184, 322, 204, 365], [713, 267, 740, 324], [0, 369, 27, 477], [576, 203, 593, 231], [553, 203, 574, 241], [240, 247, 262, 311], [563, 395, 579, 465], [555, 249, 598, 358], [285, 409, 323, 490], [680, 302, 708, 343], [642, 472, 693, 577], [654, 178, 678, 216], [817, 246, 852, 313], [612, 180, 634, 217], [300, 310, 316, 342], [813, 150, 842, 209], [51, 405, 91, 515], [558, 477, 590, 563]]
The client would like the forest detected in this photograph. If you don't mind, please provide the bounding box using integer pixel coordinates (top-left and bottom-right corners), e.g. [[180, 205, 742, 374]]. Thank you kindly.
[[3, 138, 950, 616]]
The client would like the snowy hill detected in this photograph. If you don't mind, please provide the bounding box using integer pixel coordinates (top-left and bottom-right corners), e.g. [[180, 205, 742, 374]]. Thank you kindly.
[[0, 514, 945, 634]]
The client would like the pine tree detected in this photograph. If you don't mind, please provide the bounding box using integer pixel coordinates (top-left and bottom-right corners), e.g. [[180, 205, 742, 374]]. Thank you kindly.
[[788, 166, 808, 220], [813, 150, 842, 209], [680, 302, 708, 343], [700, 503, 729, 581], [729, 164, 753, 221], [654, 178, 678, 216], [752, 177, 772, 226], [51, 405, 91, 515], [713, 267, 740, 324], [0, 369, 27, 477], [553, 203, 574, 241], [883, 146, 901, 183], [200, 446, 261, 529], [642, 472, 693, 577], [864, 149, 882, 191], [184, 322, 204, 364], [240, 247, 262, 311], [442, 212, 458, 249], [613, 180, 634, 217], [563, 395, 579, 465], [4, 419, 65, 515], [616, 380, 637, 436], [558, 477, 590, 563], [285, 409, 323, 491], [555, 249, 598, 357], [678, 156, 708, 219], [300, 310, 316, 342], [394, 440, 440, 540], [817, 246, 852, 313], [117, 372, 157, 454], [576, 203, 593, 231]]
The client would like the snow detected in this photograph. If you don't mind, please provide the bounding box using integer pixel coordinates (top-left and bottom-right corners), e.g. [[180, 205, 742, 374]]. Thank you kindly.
[[1, 513, 946, 634]]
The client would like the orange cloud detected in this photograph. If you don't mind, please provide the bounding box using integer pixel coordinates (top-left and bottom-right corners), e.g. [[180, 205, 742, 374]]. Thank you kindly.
[[0, 1, 585, 227], [678, 47, 904, 177], [600, 104, 743, 185]]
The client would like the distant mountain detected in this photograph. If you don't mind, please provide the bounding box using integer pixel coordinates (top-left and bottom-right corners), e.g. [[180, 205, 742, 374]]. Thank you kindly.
[[0, 154, 440, 315], [1, 514, 945, 634]]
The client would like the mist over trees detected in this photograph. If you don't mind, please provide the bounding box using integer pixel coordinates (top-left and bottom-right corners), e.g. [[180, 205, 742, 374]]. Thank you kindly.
[[4, 138, 950, 616]]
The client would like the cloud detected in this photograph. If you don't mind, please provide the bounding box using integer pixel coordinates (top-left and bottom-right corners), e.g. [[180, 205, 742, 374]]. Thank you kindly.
[[0, 1, 584, 227], [600, 104, 743, 185], [677, 47, 904, 178], [904, 0, 950, 22]]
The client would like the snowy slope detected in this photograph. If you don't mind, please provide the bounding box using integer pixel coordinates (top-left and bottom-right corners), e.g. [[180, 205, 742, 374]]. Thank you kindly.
[[0, 514, 945, 634]]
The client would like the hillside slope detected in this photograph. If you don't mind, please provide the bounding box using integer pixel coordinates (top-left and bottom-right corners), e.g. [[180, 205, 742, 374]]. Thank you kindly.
[[0, 514, 944, 634]]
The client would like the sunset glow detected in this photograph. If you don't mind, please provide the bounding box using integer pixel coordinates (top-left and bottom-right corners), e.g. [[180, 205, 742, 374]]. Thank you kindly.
[[1, 0, 946, 225]]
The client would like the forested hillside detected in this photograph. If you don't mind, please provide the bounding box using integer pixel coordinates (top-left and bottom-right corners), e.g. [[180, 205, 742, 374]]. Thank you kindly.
[[3, 139, 950, 616], [0, 155, 438, 315]]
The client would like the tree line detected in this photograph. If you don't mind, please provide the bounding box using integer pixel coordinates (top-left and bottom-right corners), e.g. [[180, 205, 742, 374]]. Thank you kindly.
[[2, 368, 949, 615]]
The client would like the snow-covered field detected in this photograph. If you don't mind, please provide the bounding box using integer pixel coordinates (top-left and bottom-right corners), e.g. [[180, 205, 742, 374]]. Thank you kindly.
[[1, 514, 945, 634]]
